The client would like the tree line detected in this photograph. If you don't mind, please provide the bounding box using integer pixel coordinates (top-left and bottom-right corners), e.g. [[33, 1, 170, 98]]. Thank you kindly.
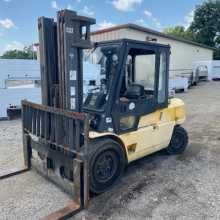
[[0, 45, 37, 59]]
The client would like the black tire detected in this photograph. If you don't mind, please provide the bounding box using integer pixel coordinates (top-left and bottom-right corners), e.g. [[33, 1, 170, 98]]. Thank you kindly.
[[88, 138, 125, 194], [165, 126, 188, 155]]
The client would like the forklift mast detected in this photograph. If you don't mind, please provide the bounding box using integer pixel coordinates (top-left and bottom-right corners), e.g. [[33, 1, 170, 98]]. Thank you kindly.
[[0, 10, 97, 220], [38, 10, 95, 112]]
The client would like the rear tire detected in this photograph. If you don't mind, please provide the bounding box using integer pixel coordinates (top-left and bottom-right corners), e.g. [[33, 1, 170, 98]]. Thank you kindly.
[[166, 126, 188, 155], [89, 138, 124, 194]]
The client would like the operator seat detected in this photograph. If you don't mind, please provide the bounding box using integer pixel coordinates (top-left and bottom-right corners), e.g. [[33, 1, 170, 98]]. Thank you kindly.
[[124, 84, 145, 99]]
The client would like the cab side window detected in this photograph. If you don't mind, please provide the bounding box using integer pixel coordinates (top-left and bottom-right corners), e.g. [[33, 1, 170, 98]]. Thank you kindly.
[[158, 51, 167, 103]]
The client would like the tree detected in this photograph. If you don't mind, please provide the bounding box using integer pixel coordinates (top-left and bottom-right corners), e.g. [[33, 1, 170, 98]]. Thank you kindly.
[[163, 25, 196, 41], [0, 45, 37, 59], [189, 0, 220, 60]]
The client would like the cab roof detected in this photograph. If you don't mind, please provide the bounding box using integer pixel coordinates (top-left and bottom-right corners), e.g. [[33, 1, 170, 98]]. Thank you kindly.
[[94, 38, 171, 49]]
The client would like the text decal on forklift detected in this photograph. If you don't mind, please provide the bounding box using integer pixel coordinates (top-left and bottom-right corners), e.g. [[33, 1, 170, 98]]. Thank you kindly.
[[70, 70, 76, 80], [71, 97, 76, 109]]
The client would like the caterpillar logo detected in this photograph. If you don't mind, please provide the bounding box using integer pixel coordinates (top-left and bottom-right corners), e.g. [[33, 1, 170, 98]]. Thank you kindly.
[[66, 27, 73, 33]]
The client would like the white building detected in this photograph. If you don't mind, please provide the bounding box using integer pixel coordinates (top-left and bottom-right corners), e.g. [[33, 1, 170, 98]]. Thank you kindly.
[[90, 23, 214, 76]]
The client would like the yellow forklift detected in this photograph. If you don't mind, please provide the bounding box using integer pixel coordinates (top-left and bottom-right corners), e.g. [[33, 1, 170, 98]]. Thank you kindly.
[[0, 9, 188, 220]]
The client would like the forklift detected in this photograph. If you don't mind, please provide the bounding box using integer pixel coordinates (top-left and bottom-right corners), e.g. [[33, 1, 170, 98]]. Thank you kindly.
[[0, 10, 188, 220]]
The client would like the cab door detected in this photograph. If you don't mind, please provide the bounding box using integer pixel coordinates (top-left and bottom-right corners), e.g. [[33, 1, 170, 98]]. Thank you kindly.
[[111, 43, 159, 135], [154, 49, 173, 149]]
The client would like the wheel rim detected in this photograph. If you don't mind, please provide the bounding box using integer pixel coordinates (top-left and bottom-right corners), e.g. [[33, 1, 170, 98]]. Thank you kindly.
[[94, 151, 118, 183], [171, 133, 184, 149]]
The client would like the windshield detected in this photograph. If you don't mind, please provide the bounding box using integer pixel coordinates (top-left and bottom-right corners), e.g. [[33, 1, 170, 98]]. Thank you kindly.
[[83, 45, 119, 112]]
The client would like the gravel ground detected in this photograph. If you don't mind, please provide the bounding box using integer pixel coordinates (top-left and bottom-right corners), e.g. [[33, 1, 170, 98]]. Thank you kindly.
[[0, 81, 220, 220]]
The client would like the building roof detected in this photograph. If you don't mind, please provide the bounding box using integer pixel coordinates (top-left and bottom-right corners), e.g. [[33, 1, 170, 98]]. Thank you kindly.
[[90, 23, 214, 50]]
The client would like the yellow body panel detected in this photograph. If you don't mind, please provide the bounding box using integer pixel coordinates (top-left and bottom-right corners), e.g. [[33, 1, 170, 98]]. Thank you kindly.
[[89, 98, 185, 163]]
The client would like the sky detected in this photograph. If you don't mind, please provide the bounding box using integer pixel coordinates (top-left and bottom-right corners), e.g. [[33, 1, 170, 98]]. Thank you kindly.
[[0, 0, 206, 55]]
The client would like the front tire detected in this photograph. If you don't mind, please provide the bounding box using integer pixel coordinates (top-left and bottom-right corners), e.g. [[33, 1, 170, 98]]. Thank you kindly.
[[89, 138, 124, 194], [166, 126, 188, 155]]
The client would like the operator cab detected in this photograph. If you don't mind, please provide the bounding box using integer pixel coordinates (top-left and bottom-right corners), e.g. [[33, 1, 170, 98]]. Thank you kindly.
[[83, 39, 170, 134]]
